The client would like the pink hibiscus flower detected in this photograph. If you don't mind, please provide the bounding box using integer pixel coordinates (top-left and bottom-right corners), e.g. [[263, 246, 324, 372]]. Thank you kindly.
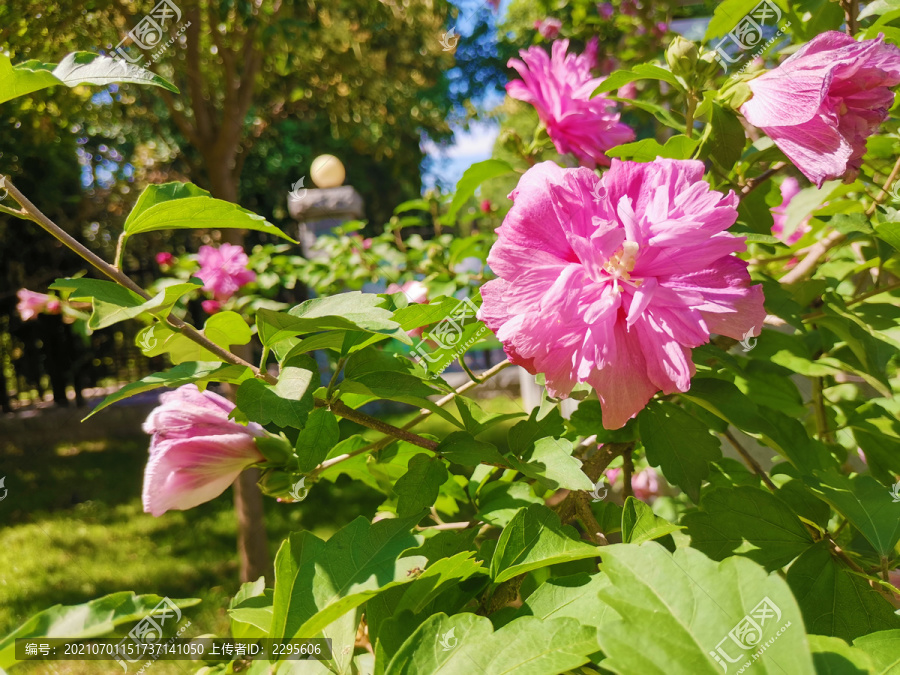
[[740, 32, 900, 187], [479, 159, 766, 429], [195, 243, 256, 301], [770, 177, 811, 245], [142, 385, 265, 516], [506, 39, 635, 168], [16, 289, 60, 321]]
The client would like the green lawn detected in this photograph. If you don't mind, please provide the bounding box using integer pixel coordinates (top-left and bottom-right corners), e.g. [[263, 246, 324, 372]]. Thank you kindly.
[[0, 395, 523, 673]]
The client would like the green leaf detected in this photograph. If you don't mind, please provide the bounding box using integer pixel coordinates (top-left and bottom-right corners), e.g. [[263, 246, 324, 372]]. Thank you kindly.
[[621, 497, 682, 544], [597, 542, 815, 675], [270, 514, 427, 640], [437, 431, 508, 467], [121, 181, 295, 241], [808, 634, 875, 675], [228, 578, 273, 639], [0, 54, 62, 104], [295, 408, 340, 472], [638, 401, 722, 502], [260, 293, 404, 346], [511, 572, 616, 628], [506, 437, 593, 491], [0, 52, 177, 106], [55, 279, 200, 330], [393, 454, 448, 517], [339, 372, 461, 428], [85, 362, 252, 419], [697, 101, 746, 169], [606, 135, 698, 162], [53, 51, 178, 91], [805, 471, 900, 557], [873, 217, 900, 252], [852, 630, 900, 673], [683, 486, 814, 570], [135, 310, 252, 364], [385, 613, 600, 675], [236, 366, 316, 429], [394, 551, 487, 615], [0, 592, 199, 669], [490, 505, 599, 583], [454, 396, 525, 436], [592, 63, 682, 96], [476, 481, 543, 527], [705, 0, 771, 39], [443, 160, 514, 224], [786, 542, 900, 642]]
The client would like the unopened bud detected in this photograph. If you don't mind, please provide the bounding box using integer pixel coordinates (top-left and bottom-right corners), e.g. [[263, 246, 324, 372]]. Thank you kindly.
[[665, 36, 699, 80]]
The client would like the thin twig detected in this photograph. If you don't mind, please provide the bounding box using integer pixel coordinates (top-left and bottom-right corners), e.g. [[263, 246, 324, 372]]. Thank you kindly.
[[740, 162, 786, 198], [4, 177, 274, 383], [327, 399, 439, 451], [723, 429, 777, 491], [622, 447, 635, 499], [811, 377, 834, 444]]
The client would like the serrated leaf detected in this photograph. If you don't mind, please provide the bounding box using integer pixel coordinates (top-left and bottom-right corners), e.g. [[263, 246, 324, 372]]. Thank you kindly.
[[394, 551, 487, 615], [122, 182, 295, 241], [638, 401, 722, 502], [437, 431, 508, 467], [0, 593, 199, 669], [786, 542, 900, 642], [596, 542, 815, 675], [683, 486, 814, 570], [511, 572, 616, 627], [0, 54, 63, 104], [270, 514, 427, 640], [807, 634, 875, 674], [86, 362, 252, 419], [698, 101, 746, 169], [236, 366, 316, 429], [475, 481, 543, 527], [805, 471, 900, 556], [385, 613, 600, 675], [393, 454, 448, 517], [490, 505, 599, 583], [136, 310, 252, 364], [592, 63, 682, 96], [506, 437, 593, 491], [621, 497, 682, 544]]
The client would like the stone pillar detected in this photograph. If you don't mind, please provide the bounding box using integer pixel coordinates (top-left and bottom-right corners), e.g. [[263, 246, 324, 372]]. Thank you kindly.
[[288, 186, 365, 258]]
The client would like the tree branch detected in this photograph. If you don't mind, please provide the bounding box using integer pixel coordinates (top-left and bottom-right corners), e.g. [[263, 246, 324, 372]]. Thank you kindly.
[[723, 429, 777, 491]]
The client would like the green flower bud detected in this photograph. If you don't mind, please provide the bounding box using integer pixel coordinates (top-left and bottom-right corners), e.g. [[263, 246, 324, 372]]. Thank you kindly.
[[666, 36, 699, 80], [719, 76, 754, 111]]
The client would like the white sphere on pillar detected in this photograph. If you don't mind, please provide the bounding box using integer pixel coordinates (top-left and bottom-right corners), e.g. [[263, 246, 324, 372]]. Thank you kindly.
[[310, 154, 346, 188]]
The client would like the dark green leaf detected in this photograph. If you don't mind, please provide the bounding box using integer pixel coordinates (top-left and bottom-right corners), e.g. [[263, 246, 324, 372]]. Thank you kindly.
[[236, 367, 316, 429], [393, 454, 448, 517], [786, 542, 900, 642], [295, 408, 340, 472], [490, 505, 599, 583], [638, 401, 722, 502], [683, 486, 814, 570], [443, 160, 514, 224]]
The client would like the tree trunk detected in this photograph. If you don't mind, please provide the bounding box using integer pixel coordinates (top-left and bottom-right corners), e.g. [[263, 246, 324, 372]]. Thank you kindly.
[[233, 467, 272, 583]]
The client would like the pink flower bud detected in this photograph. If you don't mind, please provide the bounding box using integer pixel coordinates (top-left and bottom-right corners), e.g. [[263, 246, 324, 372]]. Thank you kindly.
[[202, 299, 222, 314], [142, 385, 265, 516], [156, 252, 175, 266]]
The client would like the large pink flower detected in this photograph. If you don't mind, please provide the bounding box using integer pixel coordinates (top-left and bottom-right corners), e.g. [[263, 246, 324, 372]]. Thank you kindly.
[[142, 385, 264, 516], [506, 39, 635, 168], [740, 32, 900, 187], [479, 159, 766, 429], [195, 243, 256, 301]]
